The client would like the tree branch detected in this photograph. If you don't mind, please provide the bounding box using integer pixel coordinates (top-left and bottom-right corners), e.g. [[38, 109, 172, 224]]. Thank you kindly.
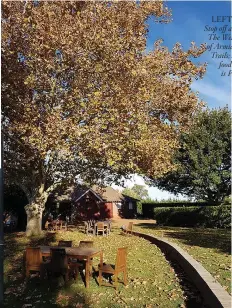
[[14, 181, 32, 203], [45, 181, 63, 196], [3, 130, 27, 150]]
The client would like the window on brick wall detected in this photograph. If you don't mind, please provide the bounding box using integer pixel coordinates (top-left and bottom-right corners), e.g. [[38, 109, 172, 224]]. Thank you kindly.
[[129, 201, 133, 210], [117, 202, 122, 209]]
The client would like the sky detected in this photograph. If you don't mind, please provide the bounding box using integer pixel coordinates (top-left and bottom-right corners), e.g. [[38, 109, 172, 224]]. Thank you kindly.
[[113, 1, 231, 200], [147, 1, 231, 109]]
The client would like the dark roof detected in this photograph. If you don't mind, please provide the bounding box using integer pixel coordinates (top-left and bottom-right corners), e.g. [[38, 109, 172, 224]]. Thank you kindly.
[[92, 186, 124, 202], [122, 194, 140, 202], [74, 187, 104, 202], [54, 185, 138, 203]]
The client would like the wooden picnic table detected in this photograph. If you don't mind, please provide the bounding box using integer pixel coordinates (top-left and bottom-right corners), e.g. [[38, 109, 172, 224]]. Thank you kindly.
[[40, 246, 103, 288]]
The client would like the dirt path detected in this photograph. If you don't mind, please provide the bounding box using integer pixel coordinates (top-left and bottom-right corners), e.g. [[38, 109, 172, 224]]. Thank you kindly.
[[111, 218, 156, 228]]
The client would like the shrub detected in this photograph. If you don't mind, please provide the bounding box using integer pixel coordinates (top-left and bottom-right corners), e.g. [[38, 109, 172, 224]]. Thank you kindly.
[[142, 202, 210, 219], [153, 205, 231, 228], [222, 195, 231, 205], [136, 201, 143, 215]]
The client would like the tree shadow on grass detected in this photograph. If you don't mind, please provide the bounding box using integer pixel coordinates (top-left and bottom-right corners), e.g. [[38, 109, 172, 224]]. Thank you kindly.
[[145, 236, 210, 308], [118, 231, 208, 307], [134, 222, 157, 229], [135, 224, 231, 255], [166, 258, 209, 308], [4, 231, 90, 307], [163, 230, 231, 255]]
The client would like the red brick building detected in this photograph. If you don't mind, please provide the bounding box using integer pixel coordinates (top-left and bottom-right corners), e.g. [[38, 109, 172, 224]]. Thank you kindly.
[[50, 185, 138, 221]]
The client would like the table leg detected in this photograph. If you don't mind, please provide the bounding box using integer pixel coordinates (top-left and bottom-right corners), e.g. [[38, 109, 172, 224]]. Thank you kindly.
[[94, 225, 97, 236], [100, 251, 103, 267], [85, 256, 90, 288], [98, 251, 103, 286]]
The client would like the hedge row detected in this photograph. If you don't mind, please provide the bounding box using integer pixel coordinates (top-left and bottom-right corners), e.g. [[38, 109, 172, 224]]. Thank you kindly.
[[153, 205, 231, 228], [142, 202, 210, 218], [142, 201, 211, 207]]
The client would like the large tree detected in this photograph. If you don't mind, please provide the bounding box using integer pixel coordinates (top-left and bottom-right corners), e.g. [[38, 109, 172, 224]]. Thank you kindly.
[[2, 1, 206, 235], [122, 184, 149, 200], [152, 108, 231, 203]]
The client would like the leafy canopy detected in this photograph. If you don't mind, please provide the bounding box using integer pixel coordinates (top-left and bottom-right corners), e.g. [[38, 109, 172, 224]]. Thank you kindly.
[[152, 107, 231, 203], [122, 184, 149, 200], [2, 1, 207, 204]]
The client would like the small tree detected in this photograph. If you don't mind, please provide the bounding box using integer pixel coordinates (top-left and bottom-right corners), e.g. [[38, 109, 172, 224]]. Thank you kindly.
[[153, 107, 231, 203], [2, 1, 206, 235], [122, 184, 149, 200], [122, 184, 149, 214]]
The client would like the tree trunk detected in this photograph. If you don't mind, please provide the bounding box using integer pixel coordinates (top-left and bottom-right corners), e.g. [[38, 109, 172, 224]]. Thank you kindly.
[[26, 206, 43, 236], [24, 194, 47, 236]]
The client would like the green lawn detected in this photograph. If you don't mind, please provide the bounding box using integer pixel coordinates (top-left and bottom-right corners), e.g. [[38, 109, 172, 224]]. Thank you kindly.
[[133, 224, 231, 295], [4, 228, 206, 308]]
